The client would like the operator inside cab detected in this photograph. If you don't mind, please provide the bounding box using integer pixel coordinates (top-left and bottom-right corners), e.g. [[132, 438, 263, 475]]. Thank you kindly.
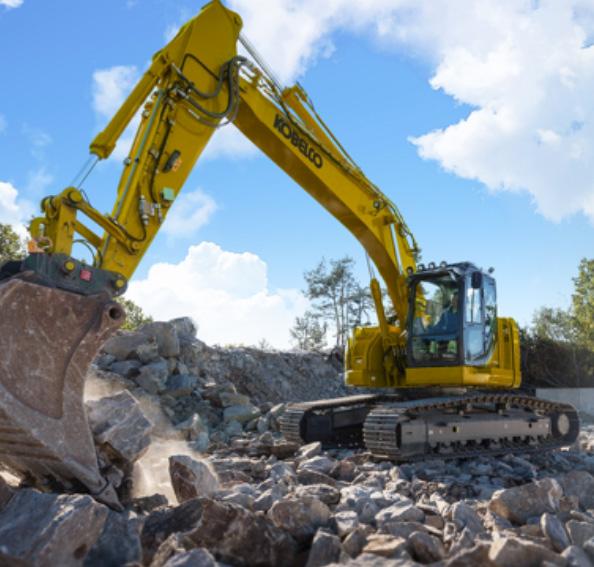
[[410, 276, 460, 363]]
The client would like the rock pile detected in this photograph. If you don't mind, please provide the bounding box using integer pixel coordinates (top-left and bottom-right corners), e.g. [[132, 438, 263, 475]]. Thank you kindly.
[[0, 318, 593, 566]]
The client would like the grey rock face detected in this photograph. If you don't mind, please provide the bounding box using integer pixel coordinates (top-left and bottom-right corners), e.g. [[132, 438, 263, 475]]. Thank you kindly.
[[540, 512, 570, 552], [563, 545, 593, 567], [449, 502, 484, 534], [306, 529, 342, 567], [333, 510, 360, 538], [488, 536, 565, 567], [488, 478, 563, 524], [409, 530, 446, 563], [559, 470, 594, 510], [189, 499, 297, 566], [102, 333, 149, 361], [168, 455, 220, 503], [84, 510, 143, 567], [0, 490, 107, 567], [375, 499, 425, 527], [135, 359, 169, 394], [223, 404, 261, 424], [164, 374, 197, 397], [269, 496, 331, 542], [139, 322, 181, 358], [141, 498, 204, 564], [86, 390, 153, 464], [295, 484, 341, 506], [566, 520, 594, 547]]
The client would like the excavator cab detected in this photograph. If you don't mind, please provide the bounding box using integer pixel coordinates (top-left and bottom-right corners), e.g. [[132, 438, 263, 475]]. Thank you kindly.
[[407, 262, 497, 368]]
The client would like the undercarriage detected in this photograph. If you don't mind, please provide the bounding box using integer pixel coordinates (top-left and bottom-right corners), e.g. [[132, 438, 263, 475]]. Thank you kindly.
[[280, 391, 580, 461]]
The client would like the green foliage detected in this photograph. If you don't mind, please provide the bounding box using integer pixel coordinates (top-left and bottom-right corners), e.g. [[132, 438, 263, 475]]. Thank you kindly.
[[116, 297, 153, 331], [523, 257, 594, 387], [290, 311, 327, 351], [0, 223, 25, 264], [571, 258, 594, 350], [298, 256, 373, 348]]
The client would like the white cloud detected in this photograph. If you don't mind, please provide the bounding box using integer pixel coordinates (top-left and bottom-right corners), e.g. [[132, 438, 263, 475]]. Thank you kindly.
[[201, 126, 258, 161], [92, 65, 140, 162], [25, 166, 53, 196], [0, 0, 23, 8], [230, 0, 594, 222], [0, 181, 34, 237], [127, 242, 307, 348], [162, 189, 217, 237]]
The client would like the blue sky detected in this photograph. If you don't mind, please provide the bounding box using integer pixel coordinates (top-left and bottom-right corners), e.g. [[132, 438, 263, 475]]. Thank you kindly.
[[1, 0, 592, 346]]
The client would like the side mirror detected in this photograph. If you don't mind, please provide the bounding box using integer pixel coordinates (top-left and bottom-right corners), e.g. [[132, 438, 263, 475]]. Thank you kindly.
[[471, 271, 483, 289]]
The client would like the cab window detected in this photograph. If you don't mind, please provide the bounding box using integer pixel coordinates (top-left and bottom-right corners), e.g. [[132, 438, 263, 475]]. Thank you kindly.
[[410, 276, 460, 363]]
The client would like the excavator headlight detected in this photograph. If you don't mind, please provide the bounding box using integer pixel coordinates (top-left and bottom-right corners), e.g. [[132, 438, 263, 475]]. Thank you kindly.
[[417, 263, 425, 271], [406, 267, 414, 276], [428, 262, 436, 270], [440, 261, 447, 268]]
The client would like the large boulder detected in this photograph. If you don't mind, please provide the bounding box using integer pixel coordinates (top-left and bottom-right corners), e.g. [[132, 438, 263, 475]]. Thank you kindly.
[[86, 390, 153, 464], [84, 510, 143, 566], [488, 536, 564, 567], [0, 490, 107, 566], [188, 499, 297, 566], [168, 455, 220, 504], [139, 322, 181, 358], [488, 478, 562, 524], [269, 496, 331, 542]]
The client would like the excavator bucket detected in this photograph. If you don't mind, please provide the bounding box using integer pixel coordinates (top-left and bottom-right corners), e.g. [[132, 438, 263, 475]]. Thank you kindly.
[[0, 276, 124, 508]]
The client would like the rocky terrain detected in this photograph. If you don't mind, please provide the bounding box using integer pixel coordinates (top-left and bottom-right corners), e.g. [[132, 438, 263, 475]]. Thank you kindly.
[[1, 318, 594, 566]]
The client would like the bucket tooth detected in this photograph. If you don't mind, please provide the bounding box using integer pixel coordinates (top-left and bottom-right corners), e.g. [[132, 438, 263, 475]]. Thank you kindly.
[[0, 278, 124, 505]]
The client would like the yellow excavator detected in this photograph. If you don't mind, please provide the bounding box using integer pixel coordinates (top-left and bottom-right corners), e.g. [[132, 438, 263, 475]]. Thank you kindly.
[[0, 0, 579, 507]]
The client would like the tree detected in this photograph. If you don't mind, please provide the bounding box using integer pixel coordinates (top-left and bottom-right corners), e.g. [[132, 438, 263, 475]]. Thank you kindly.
[[116, 297, 153, 331], [531, 307, 574, 343], [290, 311, 327, 351], [571, 258, 594, 351], [303, 256, 373, 347], [0, 223, 25, 264]]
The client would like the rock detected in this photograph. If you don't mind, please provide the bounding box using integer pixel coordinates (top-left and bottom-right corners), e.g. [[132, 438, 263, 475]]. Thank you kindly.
[[223, 404, 261, 424], [445, 543, 494, 567], [563, 545, 593, 567], [102, 333, 149, 361], [298, 469, 337, 487], [130, 493, 168, 515], [585, 538, 594, 561], [362, 535, 409, 559], [84, 510, 143, 566], [175, 414, 208, 442], [169, 455, 220, 503], [342, 527, 370, 558], [375, 499, 425, 527], [141, 498, 204, 564], [170, 317, 197, 340], [163, 548, 217, 567], [541, 513, 570, 552], [86, 390, 153, 464], [225, 420, 244, 438], [0, 490, 107, 566], [254, 485, 288, 512], [559, 471, 594, 510], [333, 460, 358, 482], [139, 322, 181, 357], [409, 530, 445, 563], [298, 442, 323, 460], [566, 520, 594, 547], [164, 374, 197, 397], [188, 499, 297, 566], [299, 456, 336, 475], [296, 484, 340, 506], [220, 391, 252, 407], [269, 496, 331, 542], [488, 536, 565, 567], [110, 359, 141, 378], [306, 529, 342, 567], [488, 478, 562, 524], [450, 502, 484, 534], [333, 511, 360, 538], [136, 341, 160, 364], [135, 360, 169, 394], [380, 521, 429, 540]]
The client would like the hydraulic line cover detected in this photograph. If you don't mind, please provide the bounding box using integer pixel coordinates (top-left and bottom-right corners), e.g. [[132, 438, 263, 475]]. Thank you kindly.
[[0, 277, 123, 508]]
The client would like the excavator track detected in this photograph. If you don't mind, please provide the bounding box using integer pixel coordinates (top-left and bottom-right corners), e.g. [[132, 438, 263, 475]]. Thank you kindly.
[[281, 393, 580, 461]]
